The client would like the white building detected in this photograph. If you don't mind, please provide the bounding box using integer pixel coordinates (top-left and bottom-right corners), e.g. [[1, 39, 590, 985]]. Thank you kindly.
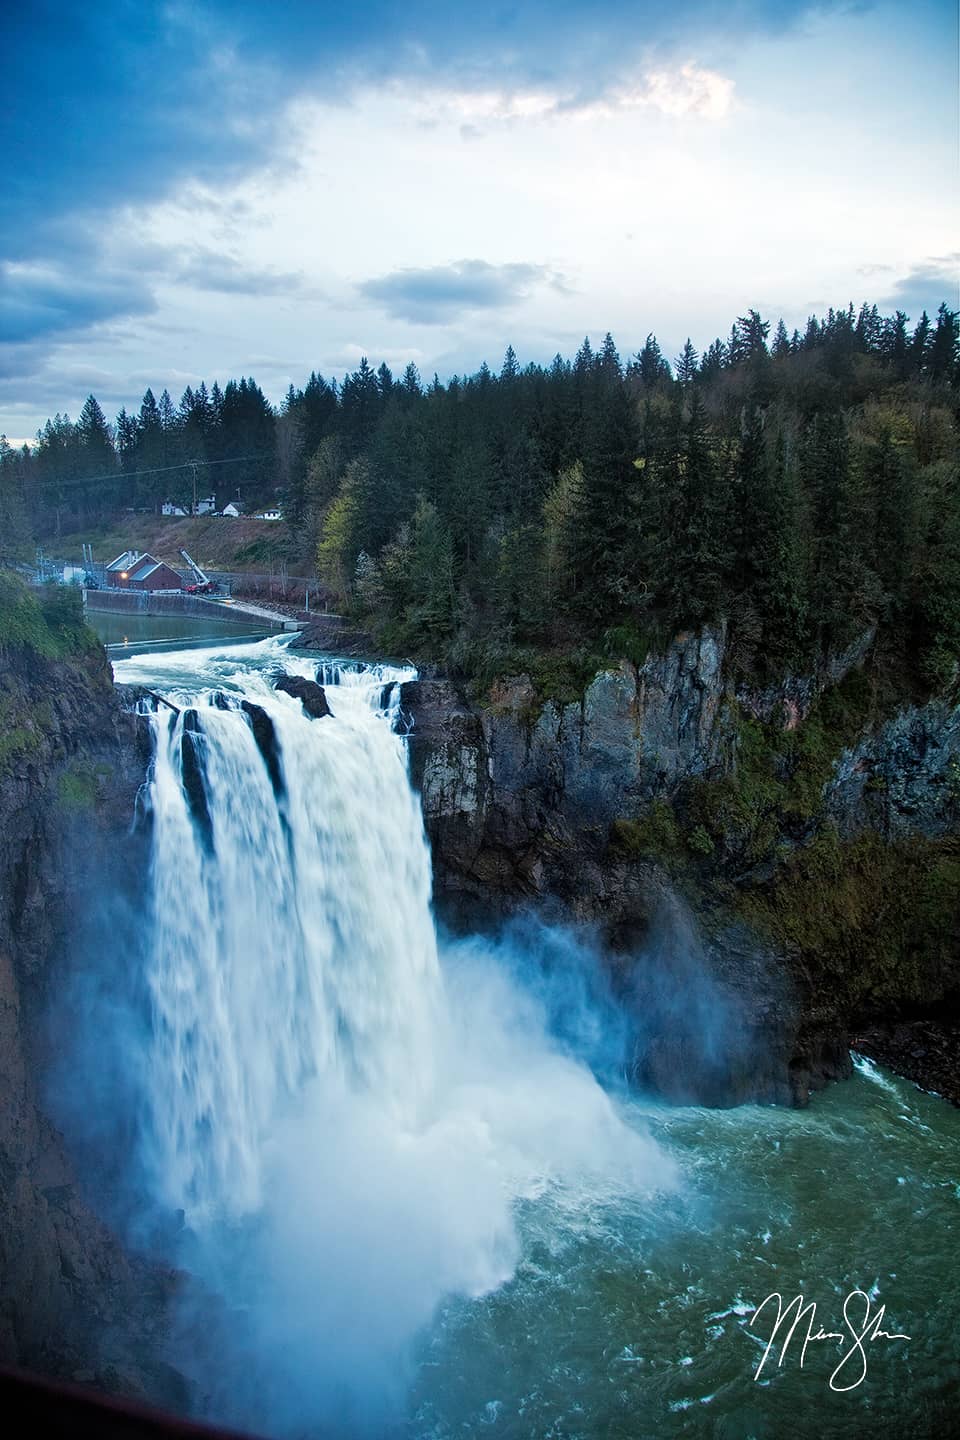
[[161, 501, 187, 516], [255, 508, 282, 521], [196, 495, 217, 515], [221, 502, 242, 518]]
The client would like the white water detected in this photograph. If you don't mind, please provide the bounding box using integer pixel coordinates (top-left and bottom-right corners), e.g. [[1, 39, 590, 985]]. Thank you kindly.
[[117, 638, 674, 1434]]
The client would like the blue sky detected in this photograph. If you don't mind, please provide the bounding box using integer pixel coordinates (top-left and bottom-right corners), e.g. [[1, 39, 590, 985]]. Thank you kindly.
[[2, 0, 957, 440]]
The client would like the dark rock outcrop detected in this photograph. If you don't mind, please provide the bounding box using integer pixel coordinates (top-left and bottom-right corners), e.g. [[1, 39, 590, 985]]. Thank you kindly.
[[851, 1018, 960, 1105], [180, 714, 213, 853], [827, 695, 960, 840], [403, 628, 959, 1107], [273, 674, 330, 718], [0, 640, 182, 1403], [288, 613, 373, 656], [240, 701, 284, 795]]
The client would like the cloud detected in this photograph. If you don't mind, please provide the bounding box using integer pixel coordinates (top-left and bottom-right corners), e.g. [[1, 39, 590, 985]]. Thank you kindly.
[[0, 261, 156, 345], [0, 236, 308, 362], [174, 249, 310, 297], [357, 260, 568, 324], [428, 62, 737, 127], [4, 2, 848, 265], [880, 253, 960, 319], [616, 62, 736, 119]]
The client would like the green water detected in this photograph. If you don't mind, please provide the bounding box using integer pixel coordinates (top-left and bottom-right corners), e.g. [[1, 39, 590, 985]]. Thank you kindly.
[[411, 1057, 959, 1439], [87, 609, 275, 650]]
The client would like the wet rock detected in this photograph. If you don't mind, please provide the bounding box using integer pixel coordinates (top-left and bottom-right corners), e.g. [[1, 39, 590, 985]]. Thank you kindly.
[[179, 718, 214, 853], [274, 674, 331, 719], [0, 641, 182, 1401], [240, 700, 285, 795], [288, 615, 373, 656], [851, 1018, 960, 1106], [826, 696, 960, 841]]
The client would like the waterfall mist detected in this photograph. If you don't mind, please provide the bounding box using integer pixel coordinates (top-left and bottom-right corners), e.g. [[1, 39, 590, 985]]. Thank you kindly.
[[52, 640, 678, 1436]]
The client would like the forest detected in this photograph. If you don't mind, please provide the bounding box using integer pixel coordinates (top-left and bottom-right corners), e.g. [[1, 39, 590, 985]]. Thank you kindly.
[[2, 300, 958, 691]]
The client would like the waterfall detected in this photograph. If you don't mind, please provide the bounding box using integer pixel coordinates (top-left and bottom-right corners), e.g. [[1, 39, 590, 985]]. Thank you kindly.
[[114, 638, 673, 1434], [143, 660, 440, 1216]]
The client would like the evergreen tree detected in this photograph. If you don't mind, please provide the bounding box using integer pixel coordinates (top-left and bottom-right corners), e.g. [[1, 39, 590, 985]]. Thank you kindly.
[[675, 338, 699, 384], [928, 304, 959, 386], [0, 435, 31, 561], [772, 318, 791, 359], [909, 311, 932, 376], [637, 333, 671, 387], [75, 395, 116, 520]]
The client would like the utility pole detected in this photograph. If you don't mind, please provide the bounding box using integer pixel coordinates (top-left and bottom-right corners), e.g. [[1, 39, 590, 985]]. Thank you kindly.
[[191, 461, 199, 516]]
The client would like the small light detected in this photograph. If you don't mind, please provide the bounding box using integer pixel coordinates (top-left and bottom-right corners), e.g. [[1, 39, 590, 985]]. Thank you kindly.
[[120, 571, 128, 579]]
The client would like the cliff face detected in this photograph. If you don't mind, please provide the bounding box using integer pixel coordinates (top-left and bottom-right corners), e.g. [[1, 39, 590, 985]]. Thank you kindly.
[[0, 637, 180, 1402], [404, 627, 960, 1106]]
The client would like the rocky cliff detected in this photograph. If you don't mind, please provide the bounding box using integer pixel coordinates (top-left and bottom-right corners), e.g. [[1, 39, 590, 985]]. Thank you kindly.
[[0, 591, 182, 1403], [403, 624, 960, 1106]]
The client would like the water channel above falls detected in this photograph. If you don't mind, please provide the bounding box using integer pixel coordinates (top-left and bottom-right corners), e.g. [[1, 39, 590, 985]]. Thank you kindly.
[[80, 635, 959, 1438]]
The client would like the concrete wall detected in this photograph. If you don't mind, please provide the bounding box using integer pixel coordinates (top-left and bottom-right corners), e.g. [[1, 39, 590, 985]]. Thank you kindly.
[[83, 589, 235, 620]]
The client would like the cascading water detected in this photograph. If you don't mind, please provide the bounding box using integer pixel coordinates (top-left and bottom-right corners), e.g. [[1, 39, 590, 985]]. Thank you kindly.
[[115, 638, 672, 1435], [50, 634, 958, 1439], [144, 658, 442, 1216]]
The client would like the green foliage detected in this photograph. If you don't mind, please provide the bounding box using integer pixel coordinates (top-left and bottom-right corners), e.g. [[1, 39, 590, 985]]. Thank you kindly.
[[685, 823, 715, 856], [14, 299, 959, 691], [609, 803, 682, 860], [316, 467, 363, 595], [0, 571, 99, 659], [600, 621, 662, 668], [684, 668, 887, 864], [57, 765, 99, 811], [742, 829, 960, 1007], [521, 648, 602, 706], [0, 724, 36, 770]]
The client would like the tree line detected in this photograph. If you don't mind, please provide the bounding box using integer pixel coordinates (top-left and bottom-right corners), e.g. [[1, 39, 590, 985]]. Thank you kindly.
[[1, 299, 958, 688]]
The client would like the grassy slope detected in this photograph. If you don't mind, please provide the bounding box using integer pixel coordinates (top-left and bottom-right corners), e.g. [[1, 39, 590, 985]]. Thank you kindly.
[[52, 515, 311, 576]]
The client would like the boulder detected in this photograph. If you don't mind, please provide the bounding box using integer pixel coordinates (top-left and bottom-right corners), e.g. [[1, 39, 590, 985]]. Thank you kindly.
[[274, 674, 331, 719]]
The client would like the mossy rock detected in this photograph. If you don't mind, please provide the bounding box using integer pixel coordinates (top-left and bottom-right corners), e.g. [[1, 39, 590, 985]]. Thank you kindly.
[[57, 765, 100, 811]]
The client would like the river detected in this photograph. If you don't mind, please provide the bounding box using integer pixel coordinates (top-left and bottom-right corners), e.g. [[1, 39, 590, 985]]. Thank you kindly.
[[88, 635, 959, 1439]]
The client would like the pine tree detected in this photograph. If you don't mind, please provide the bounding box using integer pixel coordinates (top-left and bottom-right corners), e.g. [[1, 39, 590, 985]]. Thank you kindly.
[[699, 338, 727, 382], [733, 415, 806, 663], [407, 494, 457, 641], [661, 391, 730, 626], [928, 304, 958, 386], [772, 319, 791, 359], [75, 395, 116, 520], [881, 311, 910, 378], [675, 338, 699, 384], [909, 311, 932, 377], [637, 334, 671, 387], [0, 435, 31, 561]]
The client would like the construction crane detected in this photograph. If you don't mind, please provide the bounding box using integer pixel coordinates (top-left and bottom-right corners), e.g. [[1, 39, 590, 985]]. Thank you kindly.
[[179, 548, 219, 595]]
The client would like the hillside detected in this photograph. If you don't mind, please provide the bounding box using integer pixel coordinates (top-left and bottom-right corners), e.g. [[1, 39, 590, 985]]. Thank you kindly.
[[54, 515, 312, 577]]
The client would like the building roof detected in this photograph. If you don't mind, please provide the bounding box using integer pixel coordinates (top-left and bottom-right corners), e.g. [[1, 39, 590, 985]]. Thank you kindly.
[[130, 559, 164, 581], [106, 549, 140, 572]]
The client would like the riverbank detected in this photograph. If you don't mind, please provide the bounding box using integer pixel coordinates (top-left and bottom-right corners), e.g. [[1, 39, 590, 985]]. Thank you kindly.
[[852, 1019, 960, 1106]]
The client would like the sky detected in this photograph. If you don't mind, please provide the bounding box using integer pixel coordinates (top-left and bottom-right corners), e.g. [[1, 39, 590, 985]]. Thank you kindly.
[[2, 0, 958, 442]]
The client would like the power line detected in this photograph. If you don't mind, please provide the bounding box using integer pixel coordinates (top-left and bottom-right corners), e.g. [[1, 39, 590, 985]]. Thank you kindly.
[[19, 452, 275, 491]]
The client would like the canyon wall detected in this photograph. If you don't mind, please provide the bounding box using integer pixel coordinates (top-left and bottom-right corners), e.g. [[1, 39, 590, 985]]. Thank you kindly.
[[0, 633, 182, 1403], [403, 625, 959, 1105]]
